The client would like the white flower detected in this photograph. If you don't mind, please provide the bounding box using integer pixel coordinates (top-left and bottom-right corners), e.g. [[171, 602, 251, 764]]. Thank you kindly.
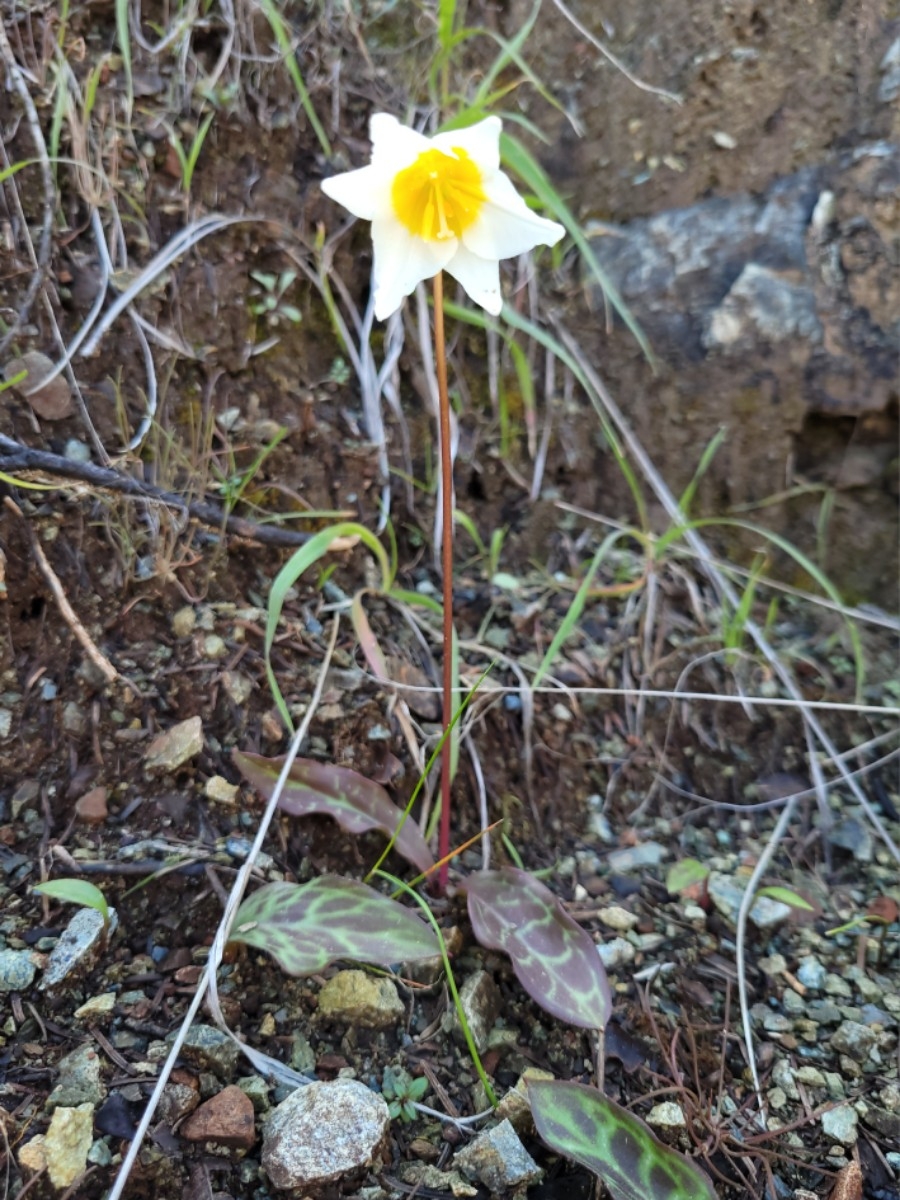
[[321, 113, 565, 320]]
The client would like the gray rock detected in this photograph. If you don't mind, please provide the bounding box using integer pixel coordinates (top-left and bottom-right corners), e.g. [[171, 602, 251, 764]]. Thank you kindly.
[[454, 1119, 542, 1191], [771, 1058, 799, 1101], [807, 999, 843, 1026], [172, 1025, 240, 1079], [823, 972, 853, 998], [262, 1080, 390, 1191], [0, 947, 37, 992], [796, 957, 827, 991], [606, 842, 665, 872], [828, 815, 873, 863], [707, 872, 791, 931], [597, 937, 636, 971], [144, 715, 203, 774], [317, 969, 404, 1029], [793, 1066, 827, 1089], [448, 970, 501, 1053], [46, 1043, 106, 1111], [821, 1104, 858, 1147], [830, 1021, 877, 1063], [41, 907, 118, 991]]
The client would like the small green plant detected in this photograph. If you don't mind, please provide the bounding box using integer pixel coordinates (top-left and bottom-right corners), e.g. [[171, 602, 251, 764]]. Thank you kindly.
[[248, 269, 303, 327], [33, 879, 110, 933], [382, 1065, 429, 1122], [165, 110, 215, 194]]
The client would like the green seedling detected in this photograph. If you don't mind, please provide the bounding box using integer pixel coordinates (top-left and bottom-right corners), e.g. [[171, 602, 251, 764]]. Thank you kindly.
[[382, 1065, 429, 1122], [166, 110, 215, 194], [33, 879, 110, 933], [248, 269, 302, 327]]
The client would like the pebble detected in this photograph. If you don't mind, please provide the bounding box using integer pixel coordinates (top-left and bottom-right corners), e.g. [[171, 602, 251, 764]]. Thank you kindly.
[[41, 906, 118, 991], [454, 1119, 542, 1191], [158, 1071, 200, 1126], [261, 1080, 390, 1191], [447, 970, 501, 1052], [796, 957, 826, 990], [74, 786, 108, 824], [143, 715, 204, 774], [181, 1084, 256, 1152], [46, 1043, 105, 1110], [845, 967, 883, 1003], [823, 972, 852, 998], [317, 970, 404, 1029], [205, 775, 239, 804], [495, 1069, 555, 1132], [821, 1104, 858, 1146], [203, 634, 227, 660], [793, 1066, 827, 1089], [830, 1021, 876, 1063], [171, 1025, 240, 1079], [597, 937, 636, 971], [222, 671, 253, 705], [646, 1101, 687, 1134], [0, 947, 37, 992], [606, 842, 665, 872], [171, 606, 197, 638], [597, 905, 638, 932], [73, 992, 116, 1022], [19, 1103, 94, 1188], [707, 872, 791, 931]]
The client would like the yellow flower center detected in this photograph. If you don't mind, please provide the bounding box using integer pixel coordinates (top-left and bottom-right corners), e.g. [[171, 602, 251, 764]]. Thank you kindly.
[[391, 147, 486, 242]]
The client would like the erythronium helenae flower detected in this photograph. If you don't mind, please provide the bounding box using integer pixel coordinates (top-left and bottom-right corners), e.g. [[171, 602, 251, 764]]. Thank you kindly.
[[321, 113, 565, 319]]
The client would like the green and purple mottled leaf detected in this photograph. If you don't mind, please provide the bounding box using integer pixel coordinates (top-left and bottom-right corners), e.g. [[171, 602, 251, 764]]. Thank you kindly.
[[233, 750, 434, 875], [528, 1080, 717, 1200], [229, 875, 440, 975], [465, 867, 611, 1029]]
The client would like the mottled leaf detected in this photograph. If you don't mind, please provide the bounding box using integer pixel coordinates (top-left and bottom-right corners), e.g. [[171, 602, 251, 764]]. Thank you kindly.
[[233, 750, 434, 875], [229, 875, 439, 975], [529, 1080, 717, 1200], [466, 867, 611, 1029]]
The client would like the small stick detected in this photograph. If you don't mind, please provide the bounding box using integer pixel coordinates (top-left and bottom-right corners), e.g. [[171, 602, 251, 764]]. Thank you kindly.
[[5, 497, 124, 691]]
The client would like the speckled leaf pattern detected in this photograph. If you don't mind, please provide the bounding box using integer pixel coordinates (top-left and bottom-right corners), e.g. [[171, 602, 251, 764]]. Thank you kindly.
[[529, 1080, 717, 1200], [230, 876, 440, 975], [233, 750, 434, 874], [465, 867, 611, 1029]]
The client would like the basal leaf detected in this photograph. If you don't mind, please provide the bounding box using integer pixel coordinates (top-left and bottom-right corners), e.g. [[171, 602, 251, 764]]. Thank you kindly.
[[33, 879, 110, 925], [233, 751, 434, 875], [465, 867, 611, 1029], [528, 1080, 717, 1200], [229, 875, 440, 975]]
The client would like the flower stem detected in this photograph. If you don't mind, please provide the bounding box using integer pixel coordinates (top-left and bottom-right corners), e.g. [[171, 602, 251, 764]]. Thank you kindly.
[[433, 271, 453, 895]]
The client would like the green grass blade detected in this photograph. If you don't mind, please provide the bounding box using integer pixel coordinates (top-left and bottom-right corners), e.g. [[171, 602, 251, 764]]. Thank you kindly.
[[499, 131, 656, 367], [260, 0, 331, 159], [265, 523, 391, 729], [532, 528, 627, 690]]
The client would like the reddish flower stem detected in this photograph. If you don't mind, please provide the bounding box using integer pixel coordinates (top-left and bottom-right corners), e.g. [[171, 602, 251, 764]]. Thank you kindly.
[[432, 271, 453, 894]]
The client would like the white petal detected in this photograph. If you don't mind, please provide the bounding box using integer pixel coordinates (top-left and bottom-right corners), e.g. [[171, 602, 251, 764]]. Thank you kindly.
[[431, 116, 502, 173], [445, 244, 503, 315], [371, 217, 457, 320], [461, 169, 565, 260], [321, 164, 392, 221], [369, 112, 431, 172]]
